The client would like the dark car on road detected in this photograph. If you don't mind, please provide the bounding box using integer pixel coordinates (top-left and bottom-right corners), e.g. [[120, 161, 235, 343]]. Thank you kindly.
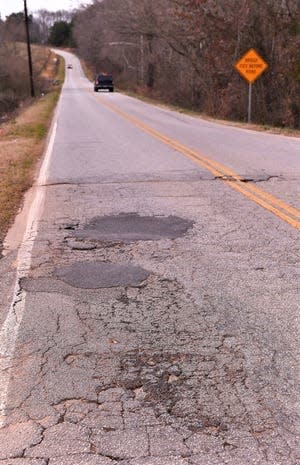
[[94, 74, 114, 92]]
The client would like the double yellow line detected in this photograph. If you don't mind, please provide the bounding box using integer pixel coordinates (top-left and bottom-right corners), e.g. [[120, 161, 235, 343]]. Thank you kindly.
[[96, 95, 300, 230]]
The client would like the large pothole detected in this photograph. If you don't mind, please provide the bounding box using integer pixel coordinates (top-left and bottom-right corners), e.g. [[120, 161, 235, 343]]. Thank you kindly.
[[73, 213, 194, 242], [55, 261, 150, 289]]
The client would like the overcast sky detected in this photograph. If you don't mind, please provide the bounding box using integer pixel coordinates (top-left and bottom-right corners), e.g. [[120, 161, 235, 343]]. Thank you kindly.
[[0, 0, 93, 19]]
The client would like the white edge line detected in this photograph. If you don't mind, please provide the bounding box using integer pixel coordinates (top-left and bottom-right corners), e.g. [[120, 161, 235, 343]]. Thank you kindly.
[[0, 99, 60, 427]]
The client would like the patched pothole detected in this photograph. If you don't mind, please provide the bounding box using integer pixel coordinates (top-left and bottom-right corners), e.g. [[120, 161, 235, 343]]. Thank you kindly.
[[73, 213, 194, 242], [55, 261, 150, 289]]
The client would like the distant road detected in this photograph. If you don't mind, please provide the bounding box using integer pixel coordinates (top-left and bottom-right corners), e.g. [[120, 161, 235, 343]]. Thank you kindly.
[[0, 50, 299, 465]]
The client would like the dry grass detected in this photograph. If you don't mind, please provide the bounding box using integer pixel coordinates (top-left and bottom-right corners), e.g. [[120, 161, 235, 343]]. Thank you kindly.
[[15, 42, 52, 73], [0, 49, 65, 252]]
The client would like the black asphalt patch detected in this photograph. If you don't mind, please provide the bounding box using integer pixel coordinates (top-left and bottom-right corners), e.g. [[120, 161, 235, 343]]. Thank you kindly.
[[74, 213, 194, 242], [55, 261, 150, 288]]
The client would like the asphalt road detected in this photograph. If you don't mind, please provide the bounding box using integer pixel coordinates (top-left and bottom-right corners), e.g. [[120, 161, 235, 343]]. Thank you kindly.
[[0, 50, 299, 465]]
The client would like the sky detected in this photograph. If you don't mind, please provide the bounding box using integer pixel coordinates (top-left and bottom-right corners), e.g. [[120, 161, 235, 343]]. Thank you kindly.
[[0, 0, 93, 19]]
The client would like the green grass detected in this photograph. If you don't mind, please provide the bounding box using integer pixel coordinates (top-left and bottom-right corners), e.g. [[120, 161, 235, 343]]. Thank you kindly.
[[8, 122, 47, 140], [21, 156, 33, 170]]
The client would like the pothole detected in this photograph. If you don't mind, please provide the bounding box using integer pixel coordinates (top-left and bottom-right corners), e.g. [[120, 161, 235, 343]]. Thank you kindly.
[[73, 213, 194, 242], [55, 261, 150, 288]]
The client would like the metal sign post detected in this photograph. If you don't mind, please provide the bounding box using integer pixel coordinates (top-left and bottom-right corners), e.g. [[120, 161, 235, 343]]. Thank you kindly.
[[248, 82, 252, 123], [235, 49, 268, 123]]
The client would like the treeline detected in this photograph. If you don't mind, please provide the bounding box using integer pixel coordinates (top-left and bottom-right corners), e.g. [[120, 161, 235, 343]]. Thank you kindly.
[[0, 10, 74, 45], [73, 0, 300, 128]]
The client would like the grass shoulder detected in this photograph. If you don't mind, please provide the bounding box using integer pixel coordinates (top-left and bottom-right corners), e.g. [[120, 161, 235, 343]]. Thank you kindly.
[[0, 50, 65, 255]]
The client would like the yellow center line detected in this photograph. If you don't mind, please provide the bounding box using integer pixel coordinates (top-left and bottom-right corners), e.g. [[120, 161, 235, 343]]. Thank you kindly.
[[165, 136, 300, 220], [95, 94, 300, 230]]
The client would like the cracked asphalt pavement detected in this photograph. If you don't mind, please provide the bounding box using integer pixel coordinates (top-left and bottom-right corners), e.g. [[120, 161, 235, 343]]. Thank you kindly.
[[0, 51, 299, 465]]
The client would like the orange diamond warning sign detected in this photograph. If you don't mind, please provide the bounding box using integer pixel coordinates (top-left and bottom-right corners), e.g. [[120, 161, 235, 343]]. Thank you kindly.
[[235, 49, 268, 84]]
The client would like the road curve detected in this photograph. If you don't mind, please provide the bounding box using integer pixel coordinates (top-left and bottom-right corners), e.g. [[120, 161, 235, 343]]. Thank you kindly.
[[0, 50, 299, 465]]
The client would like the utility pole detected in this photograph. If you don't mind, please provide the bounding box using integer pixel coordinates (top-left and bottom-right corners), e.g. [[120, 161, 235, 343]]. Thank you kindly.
[[24, 0, 35, 97]]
